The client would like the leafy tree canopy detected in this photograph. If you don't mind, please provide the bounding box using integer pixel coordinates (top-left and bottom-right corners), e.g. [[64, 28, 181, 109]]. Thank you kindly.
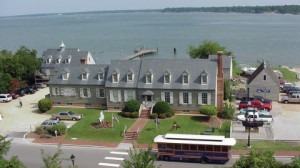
[[188, 40, 230, 59]]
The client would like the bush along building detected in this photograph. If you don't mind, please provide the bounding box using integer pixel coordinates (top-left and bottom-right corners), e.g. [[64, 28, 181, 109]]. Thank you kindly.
[[45, 44, 231, 114]]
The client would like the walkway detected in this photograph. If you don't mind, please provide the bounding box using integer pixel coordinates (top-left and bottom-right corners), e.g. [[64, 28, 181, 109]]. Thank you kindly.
[[124, 49, 157, 60]]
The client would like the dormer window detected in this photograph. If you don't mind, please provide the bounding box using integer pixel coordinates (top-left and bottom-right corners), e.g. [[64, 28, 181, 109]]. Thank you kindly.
[[146, 70, 153, 84], [62, 73, 69, 80], [182, 71, 189, 84], [98, 72, 104, 80], [127, 70, 134, 82], [82, 73, 88, 80], [112, 69, 120, 83], [65, 55, 72, 64], [56, 59, 60, 64], [164, 71, 171, 84], [201, 71, 208, 85], [46, 55, 52, 64]]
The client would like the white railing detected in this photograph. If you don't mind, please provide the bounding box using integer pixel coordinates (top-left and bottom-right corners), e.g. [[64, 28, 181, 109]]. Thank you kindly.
[[137, 127, 140, 135], [138, 104, 143, 117], [123, 125, 127, 137], [150, 103, 155, 115]]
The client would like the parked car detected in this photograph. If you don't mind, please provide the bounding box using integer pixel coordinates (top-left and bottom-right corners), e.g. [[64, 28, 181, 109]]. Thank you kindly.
[[238, 99, 272, 111], [0, 94, 12, 103], [237, 112, 273, 124], [9, 93, 20, 99], [281, 83, 295, 93], [22, 87, 35, 94], [41, 119, 65, 128], [253, 95, 272, 104], [286, 87, 300, 95], [281, 94, 300, 104], [52, 111, 83, 121], [35, 83, 47, 89]]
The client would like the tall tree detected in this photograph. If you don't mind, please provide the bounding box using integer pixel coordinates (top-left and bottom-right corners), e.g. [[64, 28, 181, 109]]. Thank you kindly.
[[188, 40, 229, 59]]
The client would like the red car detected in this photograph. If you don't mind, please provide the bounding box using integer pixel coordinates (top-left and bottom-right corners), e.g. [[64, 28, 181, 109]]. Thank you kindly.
[[238, 100, 272, 111], [10, 93, 20, 99]]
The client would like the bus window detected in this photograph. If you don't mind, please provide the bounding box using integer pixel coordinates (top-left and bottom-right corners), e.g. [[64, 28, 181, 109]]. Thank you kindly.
[[206, 145, 213, 151], [214, 146, 221, 152], [222, 146, 228, 152], [167, 144, 173, 149], [158, 143, 165, 149], [198, 145, 205, 151], [182, 144, 189, 150], [175, 144, 181, 150], [190, 145, 197, 151]]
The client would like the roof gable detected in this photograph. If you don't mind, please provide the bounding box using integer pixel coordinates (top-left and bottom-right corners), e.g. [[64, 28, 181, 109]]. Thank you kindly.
[[247, 62, 280, 86]]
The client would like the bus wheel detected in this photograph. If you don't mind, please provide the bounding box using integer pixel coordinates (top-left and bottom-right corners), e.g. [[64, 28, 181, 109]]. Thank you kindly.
[[201, 157, 208, 164]]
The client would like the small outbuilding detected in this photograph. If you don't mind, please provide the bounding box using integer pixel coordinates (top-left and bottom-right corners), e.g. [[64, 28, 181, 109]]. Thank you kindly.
[[247, 61, 280, 101]]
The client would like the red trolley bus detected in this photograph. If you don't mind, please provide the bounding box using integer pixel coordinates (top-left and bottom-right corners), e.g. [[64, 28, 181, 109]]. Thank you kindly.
[[154, 133, 236, 164]]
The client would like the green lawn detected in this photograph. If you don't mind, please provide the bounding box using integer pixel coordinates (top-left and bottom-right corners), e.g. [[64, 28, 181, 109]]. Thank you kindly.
[[233, 140, 300, 151], [273, 66, 299, 82], [137, 116, 226, 144], [46, 107, 136, 142]]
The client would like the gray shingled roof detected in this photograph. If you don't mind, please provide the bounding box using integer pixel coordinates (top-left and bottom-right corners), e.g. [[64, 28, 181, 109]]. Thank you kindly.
[[41, 48, 89, 68], [105, 60, 142, 88], [137, 59, 217, 90], [208, 55, 232, 69], [247, 62, 280, 86], [47, 64, 108, 85]]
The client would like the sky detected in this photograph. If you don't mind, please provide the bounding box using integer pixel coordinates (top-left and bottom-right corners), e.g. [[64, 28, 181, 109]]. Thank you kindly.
[[1, 0, 299, 17]]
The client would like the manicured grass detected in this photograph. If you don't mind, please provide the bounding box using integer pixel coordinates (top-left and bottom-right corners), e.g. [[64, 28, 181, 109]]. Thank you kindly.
[[273, 67, 299, 82], [233, 140, 300, 151], [137, 116, 225, 144], [46, 107, 136, 142]]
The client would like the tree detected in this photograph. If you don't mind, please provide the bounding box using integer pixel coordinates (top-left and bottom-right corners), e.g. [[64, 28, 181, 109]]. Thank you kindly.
[[199, 105, 217, 120], [188, 40, 229, 59], [38, 98, 53, 113], [221, 102, 235, 119], [122, 146, 160, 168], [233, 149, 283, 168], [40, 144, 73, 168], [0, 135, 26, 168]]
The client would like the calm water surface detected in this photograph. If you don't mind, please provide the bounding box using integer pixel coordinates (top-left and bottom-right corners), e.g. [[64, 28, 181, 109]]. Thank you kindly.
[[0, 12, 300, 66]]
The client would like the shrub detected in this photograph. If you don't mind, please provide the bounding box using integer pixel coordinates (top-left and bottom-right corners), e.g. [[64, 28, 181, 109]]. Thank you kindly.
[[153, 101, 171, 115], [35, 126, 47, 135], [130, 112, 139, 118], [123, 112, 131, 118], [159, 113, 166, 119], [48, 124, 67, 136], [221, 102, 235, 119], [199, 105, 217, 119], [123, 99, 140, 112], [150, 113, 158, 119], [38, 98, 52, 113], [166, 112, 172, 118]]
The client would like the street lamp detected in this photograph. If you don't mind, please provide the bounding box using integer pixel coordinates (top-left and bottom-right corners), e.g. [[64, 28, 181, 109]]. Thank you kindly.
[[246, 117, 251, 148], [70, 154, 75, 167]]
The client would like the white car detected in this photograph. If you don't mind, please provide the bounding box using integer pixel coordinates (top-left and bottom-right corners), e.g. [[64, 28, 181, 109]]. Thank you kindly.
[[0, 94, 12, 103]]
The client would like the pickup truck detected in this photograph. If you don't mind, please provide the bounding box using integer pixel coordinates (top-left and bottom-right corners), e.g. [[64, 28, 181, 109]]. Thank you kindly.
[[238, 107, 270, 116], [238, 100, 272, 111], [237, 112, 273, 124]]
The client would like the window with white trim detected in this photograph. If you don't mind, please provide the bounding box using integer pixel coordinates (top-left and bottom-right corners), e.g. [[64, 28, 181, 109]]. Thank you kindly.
[[82, 73, 88, 80], [109, 90, 121, 102], [60, 88, 76, 96], [52, 87, 60, 95], [201, 73, 208, 85], [164, 74, 170, 84], [62, 73, 69, 80], [202, 93, 208, 104], [165, 92, 170, 103], [183, 75, 189, 84], [46, 58, 51, 64], [96, 88, 105, 98], [124, 90, 136, 102], [56, 59, 61, 64], [65, 59, 70, 64], [183, 92, 189, 104], [127, 74, 133, 82], [198, 92, 211, 105], [112, 74, 119, 83], [80, 88, 91, 98], [98, 72, 104, 80], [146, 74, 152, 83]]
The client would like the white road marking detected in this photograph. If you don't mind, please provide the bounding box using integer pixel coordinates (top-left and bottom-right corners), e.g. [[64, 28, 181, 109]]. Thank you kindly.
[[105, 157, 124, 161], [110, 151, 128, 155], [98, 163, 120, 167]]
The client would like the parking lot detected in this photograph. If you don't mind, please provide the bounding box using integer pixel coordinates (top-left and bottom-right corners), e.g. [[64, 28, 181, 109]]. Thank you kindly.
[[232, 99, 300, 141]]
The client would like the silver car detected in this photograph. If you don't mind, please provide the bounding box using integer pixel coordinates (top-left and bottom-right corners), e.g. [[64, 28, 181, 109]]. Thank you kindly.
[[52, 111, 83, 121], [41, 119, 64, 128]]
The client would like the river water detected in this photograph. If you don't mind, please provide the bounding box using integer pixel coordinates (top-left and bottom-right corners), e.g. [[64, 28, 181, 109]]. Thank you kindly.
[[1, 12, 300, 66]]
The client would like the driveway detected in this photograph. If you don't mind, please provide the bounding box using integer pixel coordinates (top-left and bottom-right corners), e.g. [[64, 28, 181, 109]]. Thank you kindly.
[[0, 88, 51, 137]]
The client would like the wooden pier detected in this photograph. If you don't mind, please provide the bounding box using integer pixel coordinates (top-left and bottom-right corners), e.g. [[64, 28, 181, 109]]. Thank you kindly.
[[124, 49, 157, 60]]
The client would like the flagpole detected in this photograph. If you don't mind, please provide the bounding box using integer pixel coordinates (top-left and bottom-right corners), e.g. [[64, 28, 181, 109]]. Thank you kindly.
[[112, 114, 114, 128]]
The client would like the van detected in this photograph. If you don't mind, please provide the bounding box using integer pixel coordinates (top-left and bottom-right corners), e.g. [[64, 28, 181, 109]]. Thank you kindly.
[[281, 94, 300, 104], [0, 94, 12, 103]]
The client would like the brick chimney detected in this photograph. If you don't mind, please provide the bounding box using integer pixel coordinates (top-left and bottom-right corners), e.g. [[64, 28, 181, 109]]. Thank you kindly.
[[216, 51, 224, 113]]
